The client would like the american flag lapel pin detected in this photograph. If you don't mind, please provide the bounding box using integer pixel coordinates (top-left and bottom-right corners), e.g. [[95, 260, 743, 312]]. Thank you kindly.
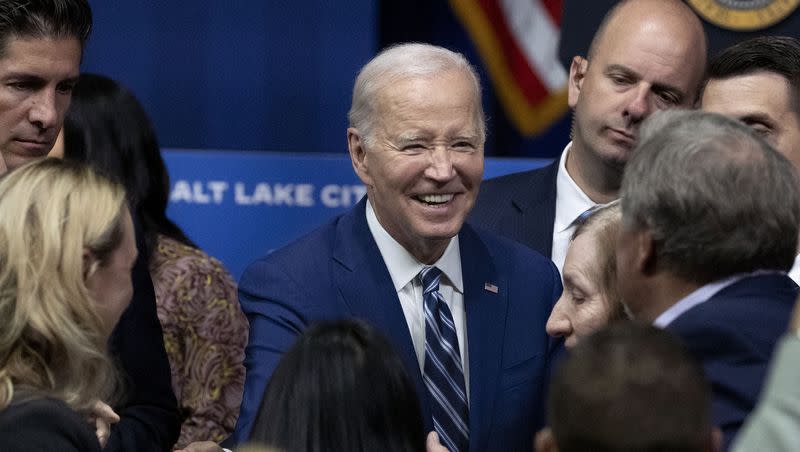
[[484, 282, 499, 293]]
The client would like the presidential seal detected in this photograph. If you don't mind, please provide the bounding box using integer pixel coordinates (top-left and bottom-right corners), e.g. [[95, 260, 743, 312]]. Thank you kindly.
[[686, 0, 800, 30]]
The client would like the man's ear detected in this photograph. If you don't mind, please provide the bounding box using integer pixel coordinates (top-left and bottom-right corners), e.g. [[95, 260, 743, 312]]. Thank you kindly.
[[534, 427, 559, 452], [567, 56, 588, 108], [347, 127, 373, 187], [634, 227, 658, 276]]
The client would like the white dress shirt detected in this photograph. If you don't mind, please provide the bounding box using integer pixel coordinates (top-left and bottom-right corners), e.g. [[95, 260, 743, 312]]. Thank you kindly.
[[552, 142, 597, 275], [653, 271, 781, 328], [365, 201, 470, 394], [788, 254, 800, 285]]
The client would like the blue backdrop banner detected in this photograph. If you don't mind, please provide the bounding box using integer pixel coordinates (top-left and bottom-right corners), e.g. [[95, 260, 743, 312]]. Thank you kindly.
[[162, 150, 549, 279]]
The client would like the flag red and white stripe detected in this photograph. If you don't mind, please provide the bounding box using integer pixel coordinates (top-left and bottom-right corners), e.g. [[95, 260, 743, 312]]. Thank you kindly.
[[450, 0, 568, 136]]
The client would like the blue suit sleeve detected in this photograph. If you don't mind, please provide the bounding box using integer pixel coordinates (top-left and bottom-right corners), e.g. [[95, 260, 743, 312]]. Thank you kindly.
[[229, 258, 309, 444]]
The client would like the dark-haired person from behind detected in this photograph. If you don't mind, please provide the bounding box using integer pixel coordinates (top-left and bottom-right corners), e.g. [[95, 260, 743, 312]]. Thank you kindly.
[[535, 323, 722, 452], [248, 320, 425, 452], [53, 73, 248, 448]]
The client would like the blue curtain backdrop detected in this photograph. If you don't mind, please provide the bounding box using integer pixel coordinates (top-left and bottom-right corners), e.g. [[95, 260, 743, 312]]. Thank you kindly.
[[83, 0, 377, 155], [81, 0, 572, 158], [82, 1, 800, 158]]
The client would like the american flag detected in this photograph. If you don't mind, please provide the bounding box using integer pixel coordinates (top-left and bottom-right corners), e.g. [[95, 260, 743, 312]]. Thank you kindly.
[[450, 0, 568, 137]]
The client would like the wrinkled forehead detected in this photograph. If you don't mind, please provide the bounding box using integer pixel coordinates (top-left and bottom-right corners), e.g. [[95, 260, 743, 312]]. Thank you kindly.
[[591, 5, 706, 89], [373, 72, 485, 138]]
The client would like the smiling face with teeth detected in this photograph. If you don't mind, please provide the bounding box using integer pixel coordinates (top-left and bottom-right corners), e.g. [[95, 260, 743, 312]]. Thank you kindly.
[[348, 68, 484, 263]]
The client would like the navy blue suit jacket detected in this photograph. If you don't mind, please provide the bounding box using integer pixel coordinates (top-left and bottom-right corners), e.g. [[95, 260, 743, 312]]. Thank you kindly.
[[468, 161, 558, 257], [232, 199, 562, 451], [666, 273, 798, 450]]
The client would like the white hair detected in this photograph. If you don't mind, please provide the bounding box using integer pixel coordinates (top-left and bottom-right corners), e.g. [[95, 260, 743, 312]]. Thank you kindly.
[[347, 42, 486, 146]]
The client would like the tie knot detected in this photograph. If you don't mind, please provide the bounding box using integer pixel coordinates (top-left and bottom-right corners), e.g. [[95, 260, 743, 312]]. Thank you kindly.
[[420, 266, 442, 294]]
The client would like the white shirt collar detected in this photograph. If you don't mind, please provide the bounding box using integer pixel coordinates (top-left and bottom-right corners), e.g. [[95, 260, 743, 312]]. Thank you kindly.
[[653, 271, 781, 327], [554, 142, 597, 233], [365, 200, 463, 293], [788, 254, 800, 285]]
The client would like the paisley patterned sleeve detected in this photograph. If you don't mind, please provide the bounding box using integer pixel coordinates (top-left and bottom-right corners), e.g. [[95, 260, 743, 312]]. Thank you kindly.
[[150, 236, 249, 449]]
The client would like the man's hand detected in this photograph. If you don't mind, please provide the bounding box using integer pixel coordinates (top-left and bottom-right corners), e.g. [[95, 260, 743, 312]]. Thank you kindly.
[[175, 441, 224, 452], [426, 431, 450, 452], [87, 400, 120, 448], [790, 294, 800, 333]]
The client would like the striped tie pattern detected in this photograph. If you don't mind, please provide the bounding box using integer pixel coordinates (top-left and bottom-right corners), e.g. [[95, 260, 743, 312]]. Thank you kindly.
[[420, 266, 469, 452], [573, 204, 600, 227]]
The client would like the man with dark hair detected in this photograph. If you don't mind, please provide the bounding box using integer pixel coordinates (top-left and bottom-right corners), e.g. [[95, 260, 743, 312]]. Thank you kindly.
[[469, 0, 707, 275], [700, 36, 800, 283], [535, 323, 721, 452], [616, 109, 800, 449], [0, 1, 181, 450], [0, 0, 91, 171]]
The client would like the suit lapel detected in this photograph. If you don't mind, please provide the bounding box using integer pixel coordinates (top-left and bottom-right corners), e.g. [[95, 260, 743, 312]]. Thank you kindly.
[[331, 199, 431, 425], [460, 224, 507, 452], [510, 160, 558, 257]]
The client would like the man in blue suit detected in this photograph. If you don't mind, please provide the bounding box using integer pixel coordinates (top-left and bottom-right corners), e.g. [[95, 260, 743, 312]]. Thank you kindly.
[[468, 0, 707, 275], [232, 43, 562, 451], [616, 110, 800, 450]]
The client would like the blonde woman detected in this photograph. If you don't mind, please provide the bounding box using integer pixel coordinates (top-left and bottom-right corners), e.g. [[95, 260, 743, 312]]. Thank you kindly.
[[0, 159, 137, 450]]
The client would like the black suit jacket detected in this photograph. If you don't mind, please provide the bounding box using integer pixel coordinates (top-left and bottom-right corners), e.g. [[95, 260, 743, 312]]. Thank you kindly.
[[667, 273, 799, 451], [105, 216, 181, 451], [469, 160, 558, 257]]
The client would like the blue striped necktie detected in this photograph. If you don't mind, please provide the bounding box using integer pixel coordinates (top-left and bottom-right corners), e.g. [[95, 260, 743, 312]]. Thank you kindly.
[[420, 266, 469, 452], [573, 204, 600, 227]]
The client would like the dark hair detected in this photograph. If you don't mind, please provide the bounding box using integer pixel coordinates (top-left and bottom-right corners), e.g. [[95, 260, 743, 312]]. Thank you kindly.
[[621, 109, 800, 283], [706, 36, 800, 114], [548, 323, 713, 452], [249, 320, 425, 452], [62, 73, 194, 257], [0, 0, 92, 57]]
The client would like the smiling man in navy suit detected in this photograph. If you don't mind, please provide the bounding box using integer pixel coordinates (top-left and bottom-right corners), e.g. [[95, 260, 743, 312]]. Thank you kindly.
[[232, 43, 562, 451], [617, 109, 800, 450]]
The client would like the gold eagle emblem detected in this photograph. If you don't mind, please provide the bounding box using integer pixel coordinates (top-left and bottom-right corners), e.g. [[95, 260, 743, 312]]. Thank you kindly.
[[686, 0, 800, 31]]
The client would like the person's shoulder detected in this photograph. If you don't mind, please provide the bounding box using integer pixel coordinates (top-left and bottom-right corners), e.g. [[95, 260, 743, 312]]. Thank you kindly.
[[152, 235, 235, 284], [669, 275, 797, 351], [0, 397, 100, 451], [686, 274, 797, 320], [479, 161, 558, 195], [1, 396, 75, 420], [238, 211, 347, 289], [466, 223, 555, 272]]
